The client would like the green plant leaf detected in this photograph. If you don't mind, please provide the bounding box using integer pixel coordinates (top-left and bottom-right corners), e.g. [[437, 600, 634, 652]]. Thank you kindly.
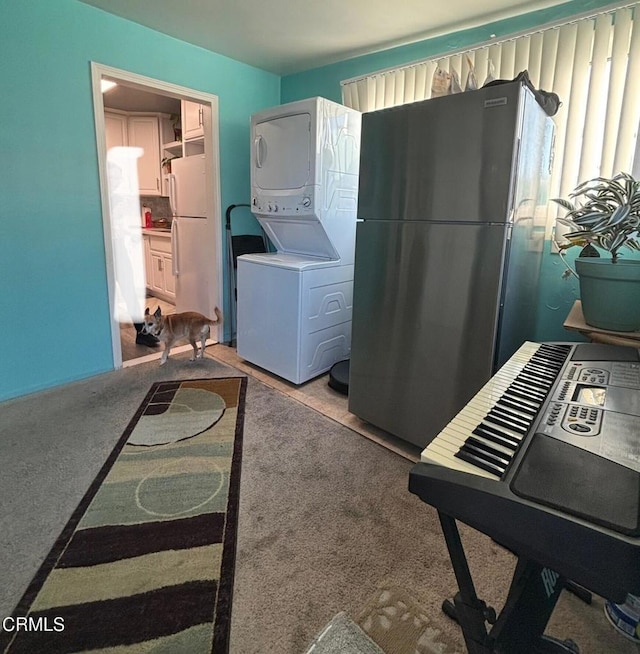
[[610, 232, 627, 252], [574, 212, 612, 226], [556, 217, 578, 228], [551, 198, 576, 212], [608, 204, 631, 226], [554, 173, 640, 264]]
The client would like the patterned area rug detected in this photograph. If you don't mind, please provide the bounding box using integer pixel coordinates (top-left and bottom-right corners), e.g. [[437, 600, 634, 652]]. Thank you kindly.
[[306, 582, 461, 654], [356, 582, 462, 654], [0, 377, 247, 654]]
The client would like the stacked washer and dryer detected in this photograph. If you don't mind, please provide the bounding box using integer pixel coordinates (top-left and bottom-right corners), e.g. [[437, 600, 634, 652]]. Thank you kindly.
[[236, 97, 361, 384]]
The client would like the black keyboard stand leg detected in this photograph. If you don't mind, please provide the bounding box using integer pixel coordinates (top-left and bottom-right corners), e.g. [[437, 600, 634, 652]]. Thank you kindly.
[[565, 581, 592, 605], [438, 513, 495, 654], [438, 512, 580, 654]]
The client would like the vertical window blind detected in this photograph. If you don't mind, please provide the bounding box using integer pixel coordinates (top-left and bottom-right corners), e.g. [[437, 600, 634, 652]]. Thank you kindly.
[[341, 4, 640, 237]]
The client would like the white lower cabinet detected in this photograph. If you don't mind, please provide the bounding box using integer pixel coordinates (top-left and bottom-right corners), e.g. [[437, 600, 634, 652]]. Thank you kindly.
[[143, 232, 175, 302]]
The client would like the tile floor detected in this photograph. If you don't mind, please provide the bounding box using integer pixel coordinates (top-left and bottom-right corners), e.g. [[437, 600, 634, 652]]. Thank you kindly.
[[119, 296, 176, 363], [207, 344, 420, 463]]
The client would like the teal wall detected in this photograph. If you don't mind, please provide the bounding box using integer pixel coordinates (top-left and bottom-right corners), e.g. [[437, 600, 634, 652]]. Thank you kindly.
[[281, 0, 619, 344], [0, 0, 279, 401]]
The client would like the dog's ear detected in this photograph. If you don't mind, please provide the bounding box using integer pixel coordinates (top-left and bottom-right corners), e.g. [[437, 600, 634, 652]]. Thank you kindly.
[[145, 307, 150, 316], [154, 306, 162, 318]]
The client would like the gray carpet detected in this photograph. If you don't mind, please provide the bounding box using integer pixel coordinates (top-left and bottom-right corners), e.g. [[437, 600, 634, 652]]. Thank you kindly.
[[1, 351, 637, 653]]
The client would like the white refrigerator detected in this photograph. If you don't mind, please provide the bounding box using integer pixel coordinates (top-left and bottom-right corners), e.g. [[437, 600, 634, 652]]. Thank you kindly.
[[165, 155, 213, 316]]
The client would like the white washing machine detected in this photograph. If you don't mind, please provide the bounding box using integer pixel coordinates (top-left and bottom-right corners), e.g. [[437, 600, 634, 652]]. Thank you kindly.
[[237, 253, 353, 384], [236, 97, 361, 384]]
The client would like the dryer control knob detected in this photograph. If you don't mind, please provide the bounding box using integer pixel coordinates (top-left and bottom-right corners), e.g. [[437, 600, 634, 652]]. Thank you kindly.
[[302, 196, 311, 208]]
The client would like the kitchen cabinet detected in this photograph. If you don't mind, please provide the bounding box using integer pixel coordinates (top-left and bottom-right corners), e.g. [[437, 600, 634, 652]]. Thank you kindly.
[[143, 231, 175, 301], [128, 116, 162, 196], [105, 112, 128, 151], [104, 111, 163, 195], [182, 100, 204, 140], [182, 100, 206, 156]]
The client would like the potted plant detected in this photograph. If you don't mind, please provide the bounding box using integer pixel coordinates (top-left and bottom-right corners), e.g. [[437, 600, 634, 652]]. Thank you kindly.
[[161, 156, 174, 174], [553, 172, 640, 331], [170, 113, 182, 142]]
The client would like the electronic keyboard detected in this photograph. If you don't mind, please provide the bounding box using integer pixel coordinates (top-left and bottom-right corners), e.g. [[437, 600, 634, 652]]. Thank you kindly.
[[409, 341, 640, 603], [420, 341, 570, 479]]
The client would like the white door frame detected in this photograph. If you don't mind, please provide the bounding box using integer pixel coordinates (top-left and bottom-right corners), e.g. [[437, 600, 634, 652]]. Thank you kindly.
[[90, 62, 224, 368]]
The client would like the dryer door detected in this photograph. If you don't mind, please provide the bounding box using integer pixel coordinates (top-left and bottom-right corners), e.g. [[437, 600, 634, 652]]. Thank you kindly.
[[253, 112, 311, 190]]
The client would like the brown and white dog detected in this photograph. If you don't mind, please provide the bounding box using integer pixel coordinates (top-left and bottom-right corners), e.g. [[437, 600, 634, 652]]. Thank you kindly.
[[142, 307, 222, 365]]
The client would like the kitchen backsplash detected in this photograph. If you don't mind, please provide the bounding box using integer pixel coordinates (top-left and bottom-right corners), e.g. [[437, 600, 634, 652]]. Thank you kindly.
[[140, 195, 173, 222]]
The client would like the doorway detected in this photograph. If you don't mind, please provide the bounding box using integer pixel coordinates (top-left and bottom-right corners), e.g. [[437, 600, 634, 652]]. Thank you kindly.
[[91, 63, 224, 368]]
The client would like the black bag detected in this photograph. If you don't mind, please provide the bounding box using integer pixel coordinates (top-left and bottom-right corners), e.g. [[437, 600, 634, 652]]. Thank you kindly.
[[483, 70, 561, 117]]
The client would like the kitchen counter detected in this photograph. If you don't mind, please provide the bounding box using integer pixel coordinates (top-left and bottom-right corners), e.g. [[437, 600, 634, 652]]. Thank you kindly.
[[142, 228, 171, 236]]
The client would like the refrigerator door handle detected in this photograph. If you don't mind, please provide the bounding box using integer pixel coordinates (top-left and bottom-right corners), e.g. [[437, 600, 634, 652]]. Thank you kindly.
[[509, 137, 521, 222], [171, 218, 179, 277], [167, 174, 177, 215], [254, 135, 265, 168]]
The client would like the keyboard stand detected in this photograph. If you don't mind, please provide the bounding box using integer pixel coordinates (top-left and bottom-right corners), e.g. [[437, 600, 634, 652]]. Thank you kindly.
[[438, 513, 580, 654], [489, 542, 592, 606]]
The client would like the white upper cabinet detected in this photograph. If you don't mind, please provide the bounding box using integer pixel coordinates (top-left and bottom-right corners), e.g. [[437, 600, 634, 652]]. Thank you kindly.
[[105, 111, 163, 196], [127, 116, 162, 196], [104, 112, 128, 151], [182, 100, 204, 140]]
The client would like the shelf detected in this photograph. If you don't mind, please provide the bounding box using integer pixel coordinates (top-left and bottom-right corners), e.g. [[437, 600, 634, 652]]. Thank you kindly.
[[184, 138, 205, 156], [162, 141, 182, 156]]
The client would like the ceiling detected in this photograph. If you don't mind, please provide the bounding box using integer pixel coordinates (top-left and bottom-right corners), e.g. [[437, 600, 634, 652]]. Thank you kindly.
[[102, 82, 181, 113], [80, 0, 569, 76]]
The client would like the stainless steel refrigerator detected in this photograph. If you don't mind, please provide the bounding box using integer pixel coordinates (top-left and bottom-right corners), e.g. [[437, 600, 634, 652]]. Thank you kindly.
[[348, 81, 554, 449]]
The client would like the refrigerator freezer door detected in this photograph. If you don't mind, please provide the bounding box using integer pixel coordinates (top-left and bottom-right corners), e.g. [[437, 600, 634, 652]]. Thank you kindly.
[[357, 82, 523, 223], [169, 155, 207, 217], [172, 216, 212, 316], [349, 220, 509, 449]]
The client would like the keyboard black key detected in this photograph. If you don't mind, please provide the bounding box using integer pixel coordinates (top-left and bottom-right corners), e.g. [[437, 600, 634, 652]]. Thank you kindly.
[[460, 438, 509, 474], [523, 363, 557, 380], [517, 373, 552, 390], [499, 395, 537, 417], [473, 424, 520, 450], [490, 407, 531, 430], [504, 389, 542, 407], [509, 382, 545, 402], [455, 449, 505, 476], [486, 412, 528, 434]]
